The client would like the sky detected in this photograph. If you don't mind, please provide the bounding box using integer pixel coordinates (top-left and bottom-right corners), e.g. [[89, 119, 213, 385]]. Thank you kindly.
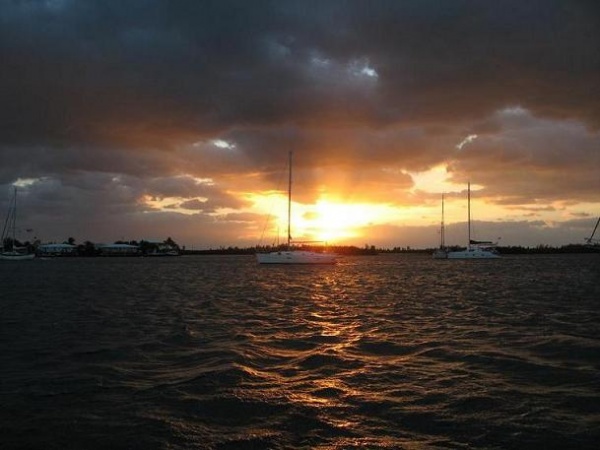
[[1, 0, 599, 249]]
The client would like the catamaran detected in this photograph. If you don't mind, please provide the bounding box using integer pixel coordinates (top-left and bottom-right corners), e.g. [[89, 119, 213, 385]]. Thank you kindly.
[[1, 187, 35, 261], [256, 151, 337, 265], [446, 182, 500, 259]]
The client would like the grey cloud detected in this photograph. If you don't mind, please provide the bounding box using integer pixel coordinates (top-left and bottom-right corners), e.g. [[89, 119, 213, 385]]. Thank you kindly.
[[3, 0, 599, 150]]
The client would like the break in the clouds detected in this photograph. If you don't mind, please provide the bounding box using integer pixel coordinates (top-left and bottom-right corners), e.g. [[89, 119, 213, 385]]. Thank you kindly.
[[1, 0, 599, 247], [456, 135, 478, 151]]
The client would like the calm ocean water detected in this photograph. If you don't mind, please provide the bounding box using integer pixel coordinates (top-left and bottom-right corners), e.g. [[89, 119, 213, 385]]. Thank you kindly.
[[1, 254, 599, 449]]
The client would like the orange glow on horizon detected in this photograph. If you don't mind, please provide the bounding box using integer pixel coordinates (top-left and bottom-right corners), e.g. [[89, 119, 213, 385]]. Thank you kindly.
[[300, 199, 373, 242], [250, 192, 401, 244]]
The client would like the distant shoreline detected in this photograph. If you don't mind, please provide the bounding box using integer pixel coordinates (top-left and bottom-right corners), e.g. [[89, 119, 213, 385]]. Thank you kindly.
[[183, 244, 599, 256], [25, 244, 599, 257]]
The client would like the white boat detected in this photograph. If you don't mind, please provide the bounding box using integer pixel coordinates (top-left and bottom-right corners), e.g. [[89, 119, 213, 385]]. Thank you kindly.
[[446, 182, 500, 259], [1, 187, 35, 261], [432, 193, 448, 259], [257, 249, 337, 264], [256, 151, 337, 265], [0, 251, 35, 261]]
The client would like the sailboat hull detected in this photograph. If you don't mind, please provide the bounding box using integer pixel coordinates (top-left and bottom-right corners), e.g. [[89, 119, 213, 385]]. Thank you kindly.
[[256, 251, 337, 265], [0, 252, 35, 261], [2, 187, 34, 261], [447, 247, 500, 259], [258, 150, 338, 266], [439, 183, 501, 260]]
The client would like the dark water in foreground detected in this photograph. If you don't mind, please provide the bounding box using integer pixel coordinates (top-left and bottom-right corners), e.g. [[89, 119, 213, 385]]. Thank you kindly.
[[1, 254, 599, 449]]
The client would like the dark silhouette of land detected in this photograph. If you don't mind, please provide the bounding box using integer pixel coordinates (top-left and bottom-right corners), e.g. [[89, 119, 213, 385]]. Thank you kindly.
[[184, 243, 599, 256], [7, 234, 598, 257]]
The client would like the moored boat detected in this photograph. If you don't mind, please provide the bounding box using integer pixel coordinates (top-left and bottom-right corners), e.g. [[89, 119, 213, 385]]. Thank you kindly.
[[446, 183, 500, 260], [256, 151, 337, 265], [1, 187, 35, 261]]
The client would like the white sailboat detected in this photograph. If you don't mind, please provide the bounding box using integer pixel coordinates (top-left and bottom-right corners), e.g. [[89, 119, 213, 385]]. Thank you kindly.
[[256, 151, 337, 265], [432, 193, 448, 259], [447, 182, 500, 259], [1, 187, 35, 261]]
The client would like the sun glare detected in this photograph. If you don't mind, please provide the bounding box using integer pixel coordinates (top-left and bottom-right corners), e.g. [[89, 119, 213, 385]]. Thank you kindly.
[[301, 200, 374, 242], [252, 192, 397, 244]]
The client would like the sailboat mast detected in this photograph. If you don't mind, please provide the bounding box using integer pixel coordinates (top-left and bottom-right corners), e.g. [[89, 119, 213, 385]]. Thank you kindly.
[[287, 150, 292, 249], [588, 216, 600, 242], [440, 193, 445, 248], [2, 187, 18, 251], [467, 182, 471, 245], [13, 187, 17, 244]]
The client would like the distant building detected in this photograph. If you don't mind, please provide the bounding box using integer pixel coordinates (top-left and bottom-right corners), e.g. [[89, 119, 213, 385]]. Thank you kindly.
[[95, 243, 140, 256], [37, 243, 77, 256], [140, 239, 180, 256]]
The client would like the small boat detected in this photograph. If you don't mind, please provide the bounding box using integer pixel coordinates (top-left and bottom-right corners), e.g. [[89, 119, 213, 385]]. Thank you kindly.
[[0, 251, 35, 261], [256, 151, 337, 265], [432, 193, 448, 259], [446, 182, 500, 259], [1, 187, 35, 261], [257, 249, 337, 264]]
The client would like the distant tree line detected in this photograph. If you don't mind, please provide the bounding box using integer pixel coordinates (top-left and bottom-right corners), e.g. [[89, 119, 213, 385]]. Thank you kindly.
[[7, 235, 597, 256], [24, 236, 182, 257], [183, 243, 600, 256]]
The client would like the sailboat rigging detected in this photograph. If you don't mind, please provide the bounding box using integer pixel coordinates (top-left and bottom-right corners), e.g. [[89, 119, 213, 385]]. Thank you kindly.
[[446, 182, 500, 259], [585, 216, 600, 249], [432, 193, 448, 259], [1, 187, 35, 261], [256, 151, 337, 264]]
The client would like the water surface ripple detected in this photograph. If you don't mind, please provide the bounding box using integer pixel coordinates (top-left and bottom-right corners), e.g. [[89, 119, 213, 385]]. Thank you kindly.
[[2, 254, 599, 449]]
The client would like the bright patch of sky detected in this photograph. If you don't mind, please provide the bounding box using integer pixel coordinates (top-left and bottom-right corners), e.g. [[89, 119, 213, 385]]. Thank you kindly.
[[499, 105, 528, 117], [142, 195, 209, 215], [190, 176, 215, 186], [307, 52, 378, 85], [362, 67, 377, 77], [456, 134, 478, 151], [212, 139, 236, 150], [190, 140, 236, 151], [409, 165, 463, 194], [348, 58, 378, 79], [13, 178, 41, 187], [310, 55, 331, 67], [251, 191, 398, 243]]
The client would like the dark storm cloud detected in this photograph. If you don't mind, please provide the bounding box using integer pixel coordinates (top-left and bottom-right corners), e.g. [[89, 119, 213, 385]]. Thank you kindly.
[[2, 0, 599, 245], [3, 0, 599, 149], [447, 109, 600, 203]]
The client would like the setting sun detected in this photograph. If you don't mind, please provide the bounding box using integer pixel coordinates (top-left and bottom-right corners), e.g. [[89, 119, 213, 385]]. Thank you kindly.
[[299, 199, 375, 242], [251, 192, 400, 245]]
